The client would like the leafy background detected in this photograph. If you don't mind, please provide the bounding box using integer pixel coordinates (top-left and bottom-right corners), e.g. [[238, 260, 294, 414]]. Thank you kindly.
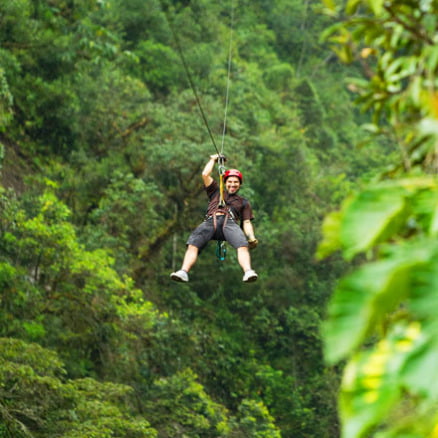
[[2, 0, 433, 437]]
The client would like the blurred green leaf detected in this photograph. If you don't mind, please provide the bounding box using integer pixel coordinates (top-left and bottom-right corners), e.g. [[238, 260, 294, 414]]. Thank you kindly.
[[340, 322, 423, 438], [323, 238, 438, 364], [367, 0, 384, 15]]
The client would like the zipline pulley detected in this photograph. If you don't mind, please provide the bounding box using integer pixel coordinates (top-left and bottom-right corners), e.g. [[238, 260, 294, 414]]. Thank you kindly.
[[216, 240, 227, 262]]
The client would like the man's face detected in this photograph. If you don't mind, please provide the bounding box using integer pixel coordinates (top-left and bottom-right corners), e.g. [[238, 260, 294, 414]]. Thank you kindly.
[[225, 176, 241, 194]]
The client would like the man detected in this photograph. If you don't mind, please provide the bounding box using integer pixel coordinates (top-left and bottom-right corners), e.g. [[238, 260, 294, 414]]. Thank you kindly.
[[170, 154, 258, 283]]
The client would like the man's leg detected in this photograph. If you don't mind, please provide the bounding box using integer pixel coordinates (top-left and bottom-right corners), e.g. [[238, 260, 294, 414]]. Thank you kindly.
[[171, 218, 214, 282], [170, 244, 199, 282], [224, 221, 258, 282], [237, 246, 252, 272], [181, 244, 199, 272], [237, 246, 258, 283]]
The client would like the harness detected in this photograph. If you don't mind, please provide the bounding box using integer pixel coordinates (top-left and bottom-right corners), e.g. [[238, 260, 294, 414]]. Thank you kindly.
[[209, 184, 248, 262], [212, 155, 233, 239], [213, 210, 229, 262]]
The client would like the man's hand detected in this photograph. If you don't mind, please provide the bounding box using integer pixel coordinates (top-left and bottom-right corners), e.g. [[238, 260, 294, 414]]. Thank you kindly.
[[248, 238, 258, 249]]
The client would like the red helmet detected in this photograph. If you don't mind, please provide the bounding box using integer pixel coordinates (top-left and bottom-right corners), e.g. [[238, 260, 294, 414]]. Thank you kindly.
[[224, 169, 243, 184]]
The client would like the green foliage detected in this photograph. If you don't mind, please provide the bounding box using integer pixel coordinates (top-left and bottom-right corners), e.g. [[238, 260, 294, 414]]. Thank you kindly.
[[319, 177, 438, 436], [318, 177, 438, 261], [321, 0, 438, 172], [144, 368, 229, 437], [61, 378, 157, 438], [133, 40, 182, 93], [0, 337, 157, 438], [231, 399, 282, 438], [0, 68, 13, 131], [0, 0, 392, 436], [318, 1, 438, 437], [0, 184, 158, 376]]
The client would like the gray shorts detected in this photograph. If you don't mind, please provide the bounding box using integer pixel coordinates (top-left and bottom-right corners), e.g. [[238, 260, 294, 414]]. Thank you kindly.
[[187, 216, 248, 250]]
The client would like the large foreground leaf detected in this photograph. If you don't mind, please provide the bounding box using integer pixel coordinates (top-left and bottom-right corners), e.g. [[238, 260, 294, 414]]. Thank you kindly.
[[340, 322, 423, 438], [323, 239, 437, 364], [318, 177, 438, 260]]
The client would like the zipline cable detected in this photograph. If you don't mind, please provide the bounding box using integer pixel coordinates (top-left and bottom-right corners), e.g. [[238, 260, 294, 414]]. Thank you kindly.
[[160, 0, 236, 262], [220, 0, 235, 157], [218, 0, 235, 211], [159, 0, 221, 156], [218, 0, 235, 209]]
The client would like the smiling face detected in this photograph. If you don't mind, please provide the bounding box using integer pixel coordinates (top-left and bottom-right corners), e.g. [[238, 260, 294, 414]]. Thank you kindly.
[[225, 176, 241, 194]]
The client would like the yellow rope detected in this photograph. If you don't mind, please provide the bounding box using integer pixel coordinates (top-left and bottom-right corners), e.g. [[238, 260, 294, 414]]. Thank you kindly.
[[218, 157, 226, 207]]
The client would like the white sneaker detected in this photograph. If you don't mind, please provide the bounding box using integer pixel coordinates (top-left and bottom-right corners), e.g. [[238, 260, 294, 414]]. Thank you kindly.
[[170, 270, 189, 282], [243, 269, 258, 283]]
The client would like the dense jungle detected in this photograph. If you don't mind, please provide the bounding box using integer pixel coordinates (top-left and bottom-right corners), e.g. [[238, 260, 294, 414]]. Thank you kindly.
[[1, 0, 437, 437]]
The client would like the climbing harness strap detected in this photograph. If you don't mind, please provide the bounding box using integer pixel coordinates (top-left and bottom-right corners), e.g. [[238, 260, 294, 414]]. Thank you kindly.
[[212, 212, 229, 232], [211, 186, 246, 263]]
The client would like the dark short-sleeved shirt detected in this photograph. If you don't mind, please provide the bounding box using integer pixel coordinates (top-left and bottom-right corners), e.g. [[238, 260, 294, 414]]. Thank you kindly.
[[205, 180, 254, 225]]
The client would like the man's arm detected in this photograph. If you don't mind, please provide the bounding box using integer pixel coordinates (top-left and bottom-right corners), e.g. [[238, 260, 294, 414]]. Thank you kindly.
[[202, 154, 218, 187], [243, 219, 258, 249]]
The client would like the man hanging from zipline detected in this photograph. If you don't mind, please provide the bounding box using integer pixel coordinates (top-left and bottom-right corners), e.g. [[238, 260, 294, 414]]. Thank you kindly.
[[170, 154, 259, 283]]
